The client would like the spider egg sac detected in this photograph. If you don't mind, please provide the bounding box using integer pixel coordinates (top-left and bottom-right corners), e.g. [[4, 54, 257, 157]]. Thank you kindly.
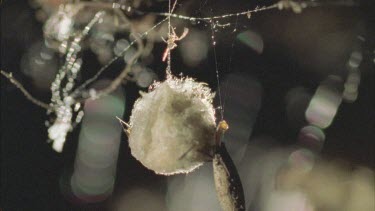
[[128, 76, 216, 175]]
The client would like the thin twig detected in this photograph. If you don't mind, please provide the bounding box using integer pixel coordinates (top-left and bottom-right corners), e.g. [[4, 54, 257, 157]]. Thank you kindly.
[[1, 70, 51, 109]]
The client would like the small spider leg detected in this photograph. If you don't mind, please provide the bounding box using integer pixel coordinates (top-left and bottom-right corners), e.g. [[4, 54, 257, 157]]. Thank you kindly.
[[178, 28, 189, 40], [169, 27, 177, 37], [161, 27, 189, 62], [199, 149, 214, 161], [178, 145, 195, 160], [178, 145, 213, 161], [116, 116, 131, 136], [162, 48, 170, 62]]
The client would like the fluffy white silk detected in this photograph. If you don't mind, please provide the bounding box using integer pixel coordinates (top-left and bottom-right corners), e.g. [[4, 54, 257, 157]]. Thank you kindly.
[[128, 76, 216, 175]]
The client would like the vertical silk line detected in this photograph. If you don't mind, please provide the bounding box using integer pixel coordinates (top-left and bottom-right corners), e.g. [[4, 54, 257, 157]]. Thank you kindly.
[[223, 16, 239, 113], [166, 0, 172, 76], [166, 0, 178, 77], [210, 21, 224, 121]]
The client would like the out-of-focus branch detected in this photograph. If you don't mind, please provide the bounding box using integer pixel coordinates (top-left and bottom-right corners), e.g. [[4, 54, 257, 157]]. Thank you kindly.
[[1, 70, 51, 109], [95, 33, 144, 98]]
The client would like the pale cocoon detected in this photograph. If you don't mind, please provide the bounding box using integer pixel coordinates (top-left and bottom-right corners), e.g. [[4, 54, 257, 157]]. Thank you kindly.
[[128, 76, 216, 175]]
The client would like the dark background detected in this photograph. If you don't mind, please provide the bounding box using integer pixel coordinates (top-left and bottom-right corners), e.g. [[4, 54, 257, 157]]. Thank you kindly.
[[1, 0, 374, 210]]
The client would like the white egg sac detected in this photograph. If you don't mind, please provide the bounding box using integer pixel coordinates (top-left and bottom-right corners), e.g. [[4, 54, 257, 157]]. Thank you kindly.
[[128, 76, 217, 175]]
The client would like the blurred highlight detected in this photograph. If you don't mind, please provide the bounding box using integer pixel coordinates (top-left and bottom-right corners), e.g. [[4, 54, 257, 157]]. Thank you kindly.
[[215, 73, 262, 164], [297, 125, 325, 152], [305, 75, 344, 129], [237, 30, 264, 54], [20, 41, 58, 90], [343, 51, 362, 102], [112, 188, 166, 211], [70, 80, 125, 202], [135, 67, 158, 88], [179, 29, 209, 67]]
